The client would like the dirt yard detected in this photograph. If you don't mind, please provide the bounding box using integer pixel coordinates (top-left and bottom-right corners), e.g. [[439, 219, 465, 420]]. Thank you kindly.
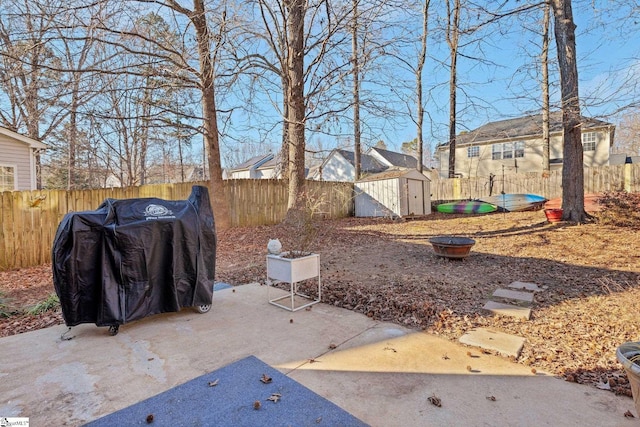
[[2, 209, 639, 399]]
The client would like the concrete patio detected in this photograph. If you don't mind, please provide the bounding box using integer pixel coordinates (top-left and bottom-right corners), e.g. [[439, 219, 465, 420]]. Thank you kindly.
[[0, 283, 636, 426]]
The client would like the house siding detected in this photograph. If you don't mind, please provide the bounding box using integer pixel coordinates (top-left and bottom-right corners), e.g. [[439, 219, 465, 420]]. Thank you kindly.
[[320, 153, 355, 181], [0, 138, 33, 191], [440, 127, 613, 178]]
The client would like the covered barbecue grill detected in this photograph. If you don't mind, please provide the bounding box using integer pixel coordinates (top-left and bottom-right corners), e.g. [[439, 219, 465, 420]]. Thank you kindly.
[[52, 185, 216, 335]]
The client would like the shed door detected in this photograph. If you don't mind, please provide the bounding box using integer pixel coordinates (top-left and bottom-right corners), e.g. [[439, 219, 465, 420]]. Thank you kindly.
[[407, 179, 424, 215]]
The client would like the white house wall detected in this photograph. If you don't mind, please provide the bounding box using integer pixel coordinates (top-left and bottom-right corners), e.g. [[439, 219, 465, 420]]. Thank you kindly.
[[231, 170, 251, 179], [0, 138, 34, 190], [439, 128, 612, 178], [321, 154, 354, 181]]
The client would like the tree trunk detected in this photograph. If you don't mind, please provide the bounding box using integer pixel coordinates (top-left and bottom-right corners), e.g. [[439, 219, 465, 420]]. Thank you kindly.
[[192, 0, 231, 230], [446, 0, 460, 179], [280, 75, 290, 180], [551, 0, 587, 222], [541, 1, 551, 176], [416, 0, 430, 174], [285, 0, 306, 210], [352, 0, 361, 181]]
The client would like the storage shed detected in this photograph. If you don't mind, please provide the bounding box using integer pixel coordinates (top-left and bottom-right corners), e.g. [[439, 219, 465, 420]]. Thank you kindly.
[[355, 168, 431, 218]]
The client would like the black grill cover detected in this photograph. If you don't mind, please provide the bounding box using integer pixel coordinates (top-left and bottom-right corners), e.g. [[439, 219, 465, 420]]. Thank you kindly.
[[52, 185, 216, 327]]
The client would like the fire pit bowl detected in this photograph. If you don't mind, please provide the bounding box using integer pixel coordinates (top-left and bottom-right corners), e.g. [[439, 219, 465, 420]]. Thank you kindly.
[[428, 236, 476, 259]]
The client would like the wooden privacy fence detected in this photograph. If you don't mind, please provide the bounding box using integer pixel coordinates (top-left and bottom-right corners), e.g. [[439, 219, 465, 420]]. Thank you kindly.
[[0, 179, 354, 271], [430, 163, 640, 202], [1, 164, 638, 271]]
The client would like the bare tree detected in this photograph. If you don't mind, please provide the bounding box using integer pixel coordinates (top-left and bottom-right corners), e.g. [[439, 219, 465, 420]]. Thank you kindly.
[[551, 0, 586, 222], [541, 0, 551, 176], [415, 0, 431, 173], [89, 0, 233, 228], [283, 0, 306, 210], [351, 0, 361, 180], [445, 0, 461, 178], [614, 109, 640, 156]]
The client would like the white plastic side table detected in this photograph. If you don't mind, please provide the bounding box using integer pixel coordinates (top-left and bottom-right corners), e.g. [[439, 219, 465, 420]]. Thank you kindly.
[[266, 253, 321, 311]]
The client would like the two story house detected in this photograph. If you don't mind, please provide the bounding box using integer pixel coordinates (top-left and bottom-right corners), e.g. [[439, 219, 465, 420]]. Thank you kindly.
[[436, 112, 616, 178]]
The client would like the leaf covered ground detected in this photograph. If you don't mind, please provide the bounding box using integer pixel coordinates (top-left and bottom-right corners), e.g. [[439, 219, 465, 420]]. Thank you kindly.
[[2, 209, 639, 399]]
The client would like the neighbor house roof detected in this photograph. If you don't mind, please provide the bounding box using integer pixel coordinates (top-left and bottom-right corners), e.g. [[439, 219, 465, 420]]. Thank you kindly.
[[450, 112, 614, 146], [368, 147, 419, 168], [336, 149, 387, 174], [230, 153, 273, 171], [257, 154, 279, 169], [0, 126, 47, 149]]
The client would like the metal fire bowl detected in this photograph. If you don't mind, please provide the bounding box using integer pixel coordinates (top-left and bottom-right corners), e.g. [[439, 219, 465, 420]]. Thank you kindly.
[[428, 236, 476, 259]]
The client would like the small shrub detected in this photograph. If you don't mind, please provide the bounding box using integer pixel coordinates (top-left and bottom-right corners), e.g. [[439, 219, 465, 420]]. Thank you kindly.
[[0, 291, 12, 318], [27, 293, 60, 315], [596, 191, 640, 228]]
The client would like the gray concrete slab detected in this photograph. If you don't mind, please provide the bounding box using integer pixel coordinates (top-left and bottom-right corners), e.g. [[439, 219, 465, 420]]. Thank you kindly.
[[509, 281, 543, 292], [459, 327, 526, 358], [483, 300, 532, 320], [493, 288, 535, 303], [0, 283, 636, 427]]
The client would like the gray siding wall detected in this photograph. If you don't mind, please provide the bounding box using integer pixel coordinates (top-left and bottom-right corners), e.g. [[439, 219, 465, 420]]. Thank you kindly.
[[0, 137, 33, 190]]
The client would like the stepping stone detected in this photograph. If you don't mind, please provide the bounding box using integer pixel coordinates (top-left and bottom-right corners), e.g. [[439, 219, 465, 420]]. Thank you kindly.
[[508, 281, 542, 292], [492, 288, 534, 303], [483, 301, 531, 320], [459, 328, 525, 358]]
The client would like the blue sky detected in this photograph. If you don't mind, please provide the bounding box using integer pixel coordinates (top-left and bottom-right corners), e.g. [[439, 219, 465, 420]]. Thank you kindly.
[[374, 1, 640, 156], [216, 1, 640, 167]]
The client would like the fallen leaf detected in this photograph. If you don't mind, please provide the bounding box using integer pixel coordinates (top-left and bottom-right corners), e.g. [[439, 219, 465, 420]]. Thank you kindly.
[[486, 395, 496, 401], [146, 414, 154, 423], [253, 400, 261, 410], [328, 343, 337, 349], [208, 379, 219, 387], [596, 381, 611, 390], [427, 394, 442, 407], [267, 393, 282, 403], [624, 410, 635, 418], [260, 374, 272, 384]]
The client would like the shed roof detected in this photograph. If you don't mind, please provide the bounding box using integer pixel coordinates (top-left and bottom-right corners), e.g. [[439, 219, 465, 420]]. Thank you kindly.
[[357, 168, 429, 182]]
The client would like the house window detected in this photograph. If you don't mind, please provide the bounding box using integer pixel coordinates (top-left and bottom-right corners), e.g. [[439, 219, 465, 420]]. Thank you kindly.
[[467, 146, 479, 158], [0, 166, 15, 191], [514, 141, 525, 158], [582, 132, 597, 151], [492, 144, 502, 160], [492, 142, 525, 160], [503, 142, 514, 159]]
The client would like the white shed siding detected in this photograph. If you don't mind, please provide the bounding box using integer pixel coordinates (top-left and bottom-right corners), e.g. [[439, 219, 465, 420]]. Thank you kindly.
[[0, 138, 32, 190], [355, 169, 431, 217], [356, 178, 401, 217]]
